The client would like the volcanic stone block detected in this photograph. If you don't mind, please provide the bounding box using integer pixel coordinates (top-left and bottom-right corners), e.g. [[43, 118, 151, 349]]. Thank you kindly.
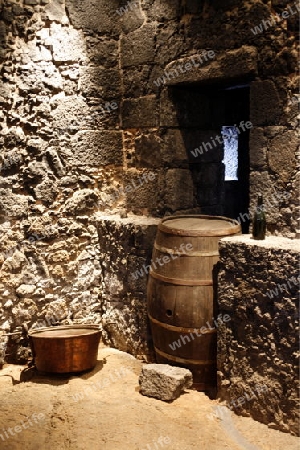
[[63, 189, 98, 215], [249, 128, 267, 169], [0, 21, 6, 41], [80, 67, 121, 99], [250, 80, 281, 126], [16, 284, 36, 296], [0, 189, 29, 219], [135, 133, 162, 168], [50, 25, 85, 63], [122, 95, 158, 128], [71, 131, 123, 167], [162, 129, 189, 167], [125, 169, 161, 213], [44, 0, 66, 22], [122, 65, 154, 99], [268, 130, 297, 182], [65, 0, 121, 35], [118, 2, 144, 34], [54, 97, 119, 133], [121, 24, 156, 67], [34, 178, 59, 205], [164, 46, 257, 86], [160, 88, 179, 127], [154, 24, 186, 68], [96, 215, 159, 358], [249, 171, 292, 233], [86, 39, 119, 68], [139, 364, 193, 401], [144, 0, 181, 21], [165, 169, 194, 211]]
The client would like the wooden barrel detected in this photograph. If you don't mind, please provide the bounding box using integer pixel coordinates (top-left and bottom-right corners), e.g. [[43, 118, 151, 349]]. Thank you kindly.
[[147, 215, 241, 391]]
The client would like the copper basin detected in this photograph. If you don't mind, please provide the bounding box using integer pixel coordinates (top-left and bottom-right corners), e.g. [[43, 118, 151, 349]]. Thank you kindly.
[[28, 325, 101, 373]]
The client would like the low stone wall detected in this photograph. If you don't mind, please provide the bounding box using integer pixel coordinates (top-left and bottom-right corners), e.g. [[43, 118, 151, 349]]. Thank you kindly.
[[217, 235, 299, 435], [0, 213, 103, 363], [0, 214, 159, 364], [96, 215, 159, 360]]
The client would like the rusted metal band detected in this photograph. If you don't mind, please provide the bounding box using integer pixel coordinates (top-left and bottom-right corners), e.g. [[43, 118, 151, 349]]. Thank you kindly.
[[154, 242, 219, 257], [148, 313, 217, 335], [154, 347, 216, 366], [149, 270, 213, 286]]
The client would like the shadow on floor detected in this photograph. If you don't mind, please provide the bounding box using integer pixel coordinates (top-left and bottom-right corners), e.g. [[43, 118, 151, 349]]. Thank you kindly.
[[18, 358, 107, 386]]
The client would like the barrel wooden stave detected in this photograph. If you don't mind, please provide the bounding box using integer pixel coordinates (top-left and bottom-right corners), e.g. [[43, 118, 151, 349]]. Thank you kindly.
[[154, 351, 217, 391], [147, 215, 241, 391], [149, 316, 217, 361], [151, 248, 219, 281], [148, 277, 214, 327]]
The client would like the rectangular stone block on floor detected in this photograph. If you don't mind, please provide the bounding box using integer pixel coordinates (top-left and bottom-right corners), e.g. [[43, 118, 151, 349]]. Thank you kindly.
[[139, 364, 193, 401]]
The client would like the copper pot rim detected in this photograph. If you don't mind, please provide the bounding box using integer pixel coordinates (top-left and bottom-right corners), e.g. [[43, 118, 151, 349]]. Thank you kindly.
[[28, 324, 102, 339]]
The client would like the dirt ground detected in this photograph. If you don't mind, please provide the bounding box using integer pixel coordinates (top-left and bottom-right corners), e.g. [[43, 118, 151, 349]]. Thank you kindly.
[[0, 345, 298, 450]]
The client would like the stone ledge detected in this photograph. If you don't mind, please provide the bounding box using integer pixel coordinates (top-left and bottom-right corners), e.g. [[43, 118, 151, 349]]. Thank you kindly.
[[95, 213, 161, 227], [219, 234, 299, 252], [217, 234, 299, 435]]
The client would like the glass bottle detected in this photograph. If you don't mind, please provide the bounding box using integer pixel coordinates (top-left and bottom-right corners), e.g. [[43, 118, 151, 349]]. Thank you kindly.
[[252, 194, 266, 240]]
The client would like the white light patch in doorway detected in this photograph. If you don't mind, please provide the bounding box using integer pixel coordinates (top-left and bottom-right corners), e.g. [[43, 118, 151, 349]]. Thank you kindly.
[[221, 126, 239, 181]]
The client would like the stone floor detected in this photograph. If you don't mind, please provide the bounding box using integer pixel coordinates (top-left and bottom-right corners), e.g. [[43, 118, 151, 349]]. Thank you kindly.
[[0, 346, 298, 450]]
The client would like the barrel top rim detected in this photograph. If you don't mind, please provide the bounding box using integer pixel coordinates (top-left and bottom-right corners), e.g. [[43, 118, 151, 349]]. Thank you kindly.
[[159, 215, 241, 236]]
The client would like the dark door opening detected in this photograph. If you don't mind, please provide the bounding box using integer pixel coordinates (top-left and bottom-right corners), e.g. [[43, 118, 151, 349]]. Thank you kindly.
[[171, 83, 250, 233]]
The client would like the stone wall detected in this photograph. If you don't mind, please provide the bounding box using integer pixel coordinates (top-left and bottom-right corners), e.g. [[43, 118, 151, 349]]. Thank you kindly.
[[217, 235, 299, 435], [0, 0, 298, 376], [96, 215, 159, 360]]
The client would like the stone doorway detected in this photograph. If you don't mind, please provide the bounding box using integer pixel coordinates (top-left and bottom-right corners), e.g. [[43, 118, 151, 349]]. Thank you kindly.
[[170, 83, 251, 232]]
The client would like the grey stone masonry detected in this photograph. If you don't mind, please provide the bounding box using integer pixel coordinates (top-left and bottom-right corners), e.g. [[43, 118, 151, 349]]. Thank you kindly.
[[96, 215, 160, 360], [217, 235, 299, 435]]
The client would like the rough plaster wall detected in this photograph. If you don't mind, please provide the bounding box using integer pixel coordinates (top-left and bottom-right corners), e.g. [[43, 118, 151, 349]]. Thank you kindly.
[[217, 236, 299, 435], [0, 0, 298, 379]]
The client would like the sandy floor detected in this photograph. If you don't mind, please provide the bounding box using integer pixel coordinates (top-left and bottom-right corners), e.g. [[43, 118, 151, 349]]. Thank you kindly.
[[0, 346, 298, 450]]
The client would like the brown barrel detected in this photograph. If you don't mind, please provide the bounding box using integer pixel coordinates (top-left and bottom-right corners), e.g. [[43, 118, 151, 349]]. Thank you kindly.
[[147, 215, 241, 391]]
